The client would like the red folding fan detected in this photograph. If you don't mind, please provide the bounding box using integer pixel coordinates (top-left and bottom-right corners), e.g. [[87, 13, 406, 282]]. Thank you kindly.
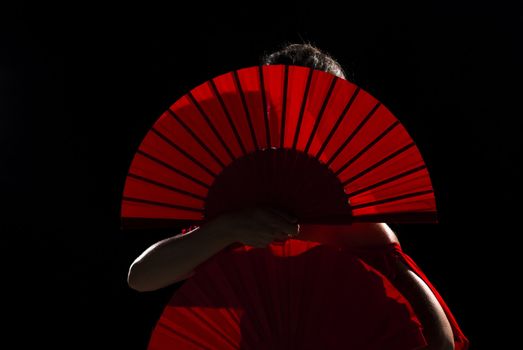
[[147, 239, 427, 350], [120, 65, 437, 229]]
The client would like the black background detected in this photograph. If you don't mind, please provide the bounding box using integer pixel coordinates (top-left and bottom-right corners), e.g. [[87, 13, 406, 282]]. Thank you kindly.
[[2, 1, 521, 349]]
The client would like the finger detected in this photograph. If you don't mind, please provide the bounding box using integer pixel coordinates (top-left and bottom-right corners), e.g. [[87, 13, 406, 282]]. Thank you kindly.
[[265, 221, 297, 237], [265, 206, 298, 224], [249, 207, 297, 237], [288, 223, 300, 238], [281, 221, 299, 236], [270, 230, 289, 239], [275, 224, 299, 239], [259, 211, 298, 232], [254, 206, 296, 227]]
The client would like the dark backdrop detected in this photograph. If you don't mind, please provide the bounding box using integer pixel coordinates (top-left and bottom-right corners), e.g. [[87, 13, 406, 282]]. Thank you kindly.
[[3, 1, 521, 349]]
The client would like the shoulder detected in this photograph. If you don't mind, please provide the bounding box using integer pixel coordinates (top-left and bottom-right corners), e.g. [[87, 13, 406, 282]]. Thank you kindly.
[[344, 223, 400, 247]]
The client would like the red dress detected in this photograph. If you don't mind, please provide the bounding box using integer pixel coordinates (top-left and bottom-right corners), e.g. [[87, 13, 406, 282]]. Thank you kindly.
[[147, 237, 468, 350], [344, 242, 469, 350]]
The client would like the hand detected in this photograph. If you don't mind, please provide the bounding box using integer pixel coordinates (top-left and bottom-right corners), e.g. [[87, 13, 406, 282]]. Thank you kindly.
[[213, 206, 300, 248]]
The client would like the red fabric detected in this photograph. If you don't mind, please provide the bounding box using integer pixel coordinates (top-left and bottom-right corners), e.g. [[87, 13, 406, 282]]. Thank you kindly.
[[343, 243, 469, 350], [148, 239, 428, 350]]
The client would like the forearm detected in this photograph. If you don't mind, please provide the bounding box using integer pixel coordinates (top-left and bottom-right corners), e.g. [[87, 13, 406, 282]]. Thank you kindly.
[[128, 218, 234, 292], [296, 223, 399, 247], [392, 260, 455, 350]]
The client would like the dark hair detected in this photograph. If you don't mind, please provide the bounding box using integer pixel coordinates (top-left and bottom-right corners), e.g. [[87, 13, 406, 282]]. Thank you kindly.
[[261, 43, 346, 79]]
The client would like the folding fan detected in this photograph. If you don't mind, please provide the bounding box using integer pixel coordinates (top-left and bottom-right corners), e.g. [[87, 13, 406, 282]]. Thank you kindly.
[[120, 65, 437, 229], [147, 239, 428, 350]]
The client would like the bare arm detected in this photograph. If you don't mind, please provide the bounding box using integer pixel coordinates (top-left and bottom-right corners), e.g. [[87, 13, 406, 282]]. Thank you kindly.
[[297, 222, 454, 350], [127, 217, 232, 292], [393, 259, 454, 350], [296, 222, 399, 247], [127, 207, 299, 292]]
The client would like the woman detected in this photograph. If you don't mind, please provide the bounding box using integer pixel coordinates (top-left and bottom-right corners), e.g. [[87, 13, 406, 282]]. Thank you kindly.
[[128, 44, 468, 350]]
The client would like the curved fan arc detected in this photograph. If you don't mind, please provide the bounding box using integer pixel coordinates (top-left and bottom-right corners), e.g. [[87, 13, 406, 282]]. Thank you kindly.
[[121, 65, 437, 229]]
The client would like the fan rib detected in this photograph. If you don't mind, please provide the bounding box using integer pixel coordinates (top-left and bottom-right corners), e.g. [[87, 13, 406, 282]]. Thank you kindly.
[[128, 173, 206, 200], [137, 150, 211, 189], [353, 212, 437, 223], [123, 196, 203, 212], [258, 66, 271, 148], [233, 71, 259, 150], [350, 189, 434, 210], [280, 65, 290, 148], [303, 77, 338, 154], [334, 121, 400, 177], [346, 165, 427, 197], [187, 92, 236, 162], [326, 102, 381, 167], [151, 127, 218, 177], [341, 143, 416, 187], [183, 306, 238, 349], [315, 87, 360, 159], [157, 322, 214, 350], [193, 264, 242, 327], [123, 66, 439, 228], [215, 257, 266, 345], [242, 250, 277, 345], [290, 244, 310, 348], [208, 79, 247, 156], [166, 109, 226, 168], [292, 68, 315, 150]]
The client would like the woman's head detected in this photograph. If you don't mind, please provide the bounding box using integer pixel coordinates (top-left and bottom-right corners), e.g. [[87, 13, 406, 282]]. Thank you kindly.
[[261, 43, 346, 79]]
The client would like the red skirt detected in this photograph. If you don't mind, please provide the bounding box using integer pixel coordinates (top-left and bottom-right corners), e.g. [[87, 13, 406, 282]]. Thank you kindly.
[[147, 239, 460, 350]]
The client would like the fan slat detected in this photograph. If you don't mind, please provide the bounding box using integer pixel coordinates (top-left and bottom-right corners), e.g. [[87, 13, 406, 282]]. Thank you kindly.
[[175, 273, 241, 348], [232, 70, 260, 150], [332, 105, 402, 176], [157, 321, 215, 350], [124, 176, 204, 209], [314, 86, 360, 159], [326, 102, 381, 167], [291, 67, 314, 150], [351, 189, 434, 210], [121, 65, 437, 227], [166, 109, 226, 168], [187, 92, 236, 162], [257, 66, 272, 148], [212, 73, 256, 154], [121, 198, 203, 221], [136, 150, 211, 189], [150, 127, 218, 178], [170, 94, 235, 168], [191, 81, 244, 159], [127, 173, 206, 200], [284, 66, 310, 148], [128, 153, 209, 199], [123, 196, 203, 212], [280, 65, 289, 148], [259, 65, 286, 148], [236, 67, 270, 150], [346, 165, 427, 198], [334, 121, 400, 177], [341, 143, 416, 186], [303, 75, 338, 154]]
